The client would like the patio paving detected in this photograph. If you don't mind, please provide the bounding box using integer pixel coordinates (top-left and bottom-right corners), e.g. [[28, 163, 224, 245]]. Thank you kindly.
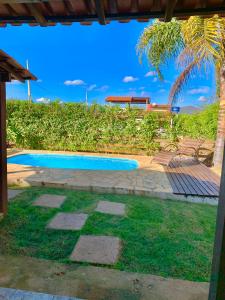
[[7, 150, 219, 204], [8, 189, 23, 200], [70, 235, 121, 265], [47, 213, 88, 231], [33, 194, 66, 208], [95, 200, 125, 216], [0, 287, 81, 300]]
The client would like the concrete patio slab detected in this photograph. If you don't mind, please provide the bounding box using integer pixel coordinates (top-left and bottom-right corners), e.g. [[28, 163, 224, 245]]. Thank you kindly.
[[70, 235, 121, 265], [0, 255, 209, 300], [8, 189, 23, 200], [47, 213, 88, 231], [33, 194, 66, 208], [0, 287, 81, 300], [95, 200, 125, 216]]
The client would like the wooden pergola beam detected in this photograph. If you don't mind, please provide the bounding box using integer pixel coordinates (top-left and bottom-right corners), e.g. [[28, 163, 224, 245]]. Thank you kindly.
[[4, 4, 17, 16], [164, 0, 178, 22], [94, 0, 106, 25], [0, 72, 9, 216], [63, 0, 75, 15], [1, 0, 48, 3], [25, 3, 47, 26], [0, 50, 36, 216], [0, 62, 25, 82]]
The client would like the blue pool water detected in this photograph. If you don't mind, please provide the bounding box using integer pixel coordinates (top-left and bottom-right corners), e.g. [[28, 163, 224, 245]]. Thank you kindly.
[[8, 153, 139, 171]]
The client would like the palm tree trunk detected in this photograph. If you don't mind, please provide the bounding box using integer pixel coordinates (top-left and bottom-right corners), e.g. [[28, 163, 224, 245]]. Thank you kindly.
[[213, 63, 225, 167]]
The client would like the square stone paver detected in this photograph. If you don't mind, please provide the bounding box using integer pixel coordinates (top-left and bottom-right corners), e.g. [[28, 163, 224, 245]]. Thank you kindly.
[[95, 201, 125, 216], [47, 213, 88, 230], [33, 194, 66, 208], [8, 189, 24, 201], [70, 235, 121, 265]]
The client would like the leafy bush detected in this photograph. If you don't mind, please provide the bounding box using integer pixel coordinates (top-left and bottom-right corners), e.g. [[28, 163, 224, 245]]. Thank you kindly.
[[6, 100, 219, 154], [174, 103, 219, 140]]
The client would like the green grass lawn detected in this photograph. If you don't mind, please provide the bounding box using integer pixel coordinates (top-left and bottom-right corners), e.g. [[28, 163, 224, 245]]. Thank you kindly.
[[0, 187, 217, 282]]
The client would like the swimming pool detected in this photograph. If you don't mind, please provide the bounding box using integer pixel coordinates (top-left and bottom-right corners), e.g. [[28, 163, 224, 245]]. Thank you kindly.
[[8, 153, 139, 171]]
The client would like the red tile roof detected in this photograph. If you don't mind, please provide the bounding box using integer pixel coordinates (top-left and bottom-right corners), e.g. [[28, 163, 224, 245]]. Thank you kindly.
[[0, 1, 224, 27], [106, 96, 150, 104]]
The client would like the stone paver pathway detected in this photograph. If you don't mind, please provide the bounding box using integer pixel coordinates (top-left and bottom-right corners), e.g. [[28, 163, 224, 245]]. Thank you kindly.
[[0, 287, 82, 300], [47, 213, 88, 231], [33, 194, 66, 208], [8, 189, 23, 201], [95, 200, 125, 216], [70, 235, 121, 265]]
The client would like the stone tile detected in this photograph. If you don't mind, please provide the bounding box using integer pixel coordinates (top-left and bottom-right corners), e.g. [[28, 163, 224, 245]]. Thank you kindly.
[[70, 235, 121, 265], [47, 213, 88, 230], [8, 189, 24, 200], [95, 201, 125, 216], [33, 194, 66, 208]]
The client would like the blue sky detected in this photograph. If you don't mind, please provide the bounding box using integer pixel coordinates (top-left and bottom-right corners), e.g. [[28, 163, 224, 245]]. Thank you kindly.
[[1, 20, 215, 107]]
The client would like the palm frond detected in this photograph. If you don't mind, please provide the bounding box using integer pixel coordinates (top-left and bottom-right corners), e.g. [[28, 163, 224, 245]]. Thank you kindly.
[[181, 16, 225, 65], [136, 19, 183, 79], [137, 15, 225, 104]]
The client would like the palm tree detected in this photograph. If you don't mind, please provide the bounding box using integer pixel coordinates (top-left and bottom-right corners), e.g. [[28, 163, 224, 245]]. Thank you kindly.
[[137, 16, 225, 168]]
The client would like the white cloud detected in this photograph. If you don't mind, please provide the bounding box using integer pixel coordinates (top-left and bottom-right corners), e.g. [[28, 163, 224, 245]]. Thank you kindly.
[[36, 97, 50, 104], [198, 95, 208, 102], [159, 89, 166, 93], [128, 91, 137, 96], [87, 84, 97, 91], [123, 76, 138, 83], [64, 79, 85, 86], [37, 79, 42, 83], [188, 86, 210, 95], [153, 77, 157, 82], [139, 86, 145, 90], [129, 87, 136, 91], [96, 85, 109, 92], [141, 91, 150, 97], [8, 80, 21, 85], [145, 71, 156, 77]]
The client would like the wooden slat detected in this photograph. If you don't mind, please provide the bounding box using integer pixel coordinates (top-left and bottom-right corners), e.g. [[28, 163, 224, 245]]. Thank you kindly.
[[94, 0, 106, 25], [165, 158, 219, 197], [169, 160, 199, 195], [188, 165, 217, 195], [166, 165, 186, 194], [176, 160, 217, 196], [170, 160, 202, 195], [164, 0, 178, 22], [25, 3, 47, 26]]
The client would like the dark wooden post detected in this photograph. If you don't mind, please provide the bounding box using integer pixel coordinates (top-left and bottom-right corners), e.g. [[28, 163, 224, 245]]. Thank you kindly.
[[208, 141, 225, 299], [0, 73, 8, 215]]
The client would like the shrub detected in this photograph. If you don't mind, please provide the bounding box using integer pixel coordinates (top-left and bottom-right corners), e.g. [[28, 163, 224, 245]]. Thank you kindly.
[[6, 100, 219, 154]]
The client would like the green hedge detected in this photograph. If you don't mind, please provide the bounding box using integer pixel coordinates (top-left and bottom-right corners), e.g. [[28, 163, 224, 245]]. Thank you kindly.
[[174, 103, 219, 140], [6, 100, 219, 154]]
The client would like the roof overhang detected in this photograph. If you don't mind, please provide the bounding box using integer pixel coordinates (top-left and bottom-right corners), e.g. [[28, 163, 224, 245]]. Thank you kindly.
[[0, 49, 37, 82], [106, 96, 150, 104], [0, 1, 225, 27]]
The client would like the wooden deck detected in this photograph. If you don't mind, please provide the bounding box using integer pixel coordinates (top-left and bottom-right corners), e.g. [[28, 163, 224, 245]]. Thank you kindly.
[[164, 158, 220, 197]]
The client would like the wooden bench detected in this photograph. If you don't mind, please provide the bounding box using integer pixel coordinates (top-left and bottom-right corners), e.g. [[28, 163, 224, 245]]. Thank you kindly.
[[152, 138, 204, 166]]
